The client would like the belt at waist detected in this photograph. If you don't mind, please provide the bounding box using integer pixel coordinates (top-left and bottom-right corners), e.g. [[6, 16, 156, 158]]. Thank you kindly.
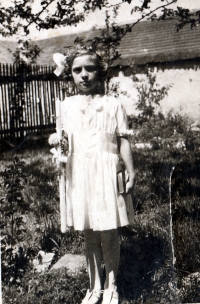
[[69, 131, 118, 154]]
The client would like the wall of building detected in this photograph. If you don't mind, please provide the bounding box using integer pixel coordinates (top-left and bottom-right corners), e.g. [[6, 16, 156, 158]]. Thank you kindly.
[[111, 65, 200, 126], [156, 67, 200, 124]]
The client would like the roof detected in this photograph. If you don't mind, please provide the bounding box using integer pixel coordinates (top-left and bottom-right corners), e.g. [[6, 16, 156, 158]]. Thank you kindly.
[[1, 18, 200, 66], [35, 19, 200, 66], [0, 40, 18, 64]]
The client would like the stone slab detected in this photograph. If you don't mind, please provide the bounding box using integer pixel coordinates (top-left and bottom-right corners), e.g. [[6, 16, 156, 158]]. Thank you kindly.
[[51, 253, 87, 274]]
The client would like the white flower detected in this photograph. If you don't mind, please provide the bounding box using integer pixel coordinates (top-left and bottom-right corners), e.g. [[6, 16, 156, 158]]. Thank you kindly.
[[48, 133, 59, 146]]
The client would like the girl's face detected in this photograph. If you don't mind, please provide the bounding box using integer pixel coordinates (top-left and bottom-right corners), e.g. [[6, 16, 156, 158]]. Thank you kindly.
[[71, 54, 99, 95]]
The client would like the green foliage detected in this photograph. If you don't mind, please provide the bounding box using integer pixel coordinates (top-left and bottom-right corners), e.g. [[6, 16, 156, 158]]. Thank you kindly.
[[171, 151, 200, 271], [1, 147, 85, 287], [136, 72, 169, 118], [0, 0, 193, 38], [1, 156, 29, 284], [2, 267, 89, 304], [129, 72, 168, 142], [0, 154, 58, 284], [8, 39, 42, 65], [127, 71, 191, 148], [132, 148, 200, 304]]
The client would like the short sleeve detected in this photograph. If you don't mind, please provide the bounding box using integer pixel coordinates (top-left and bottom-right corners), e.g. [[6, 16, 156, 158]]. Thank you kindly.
[[116, 101, 133, 136]]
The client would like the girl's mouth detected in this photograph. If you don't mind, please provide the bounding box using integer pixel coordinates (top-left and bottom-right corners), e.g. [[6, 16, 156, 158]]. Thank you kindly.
[[81, 81, 90, 86]]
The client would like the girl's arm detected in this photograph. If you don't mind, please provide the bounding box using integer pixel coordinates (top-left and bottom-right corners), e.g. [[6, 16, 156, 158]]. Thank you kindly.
[[118, 136, 135, 193]]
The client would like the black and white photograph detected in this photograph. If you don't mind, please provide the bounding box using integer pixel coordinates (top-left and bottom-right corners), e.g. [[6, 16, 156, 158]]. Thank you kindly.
[[1, 0, 200, 303]]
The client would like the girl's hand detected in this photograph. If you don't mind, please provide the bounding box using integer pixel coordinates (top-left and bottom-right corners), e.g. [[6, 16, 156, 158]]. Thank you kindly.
[[126, 175, 135, 194], [118, 137, 135, 194]]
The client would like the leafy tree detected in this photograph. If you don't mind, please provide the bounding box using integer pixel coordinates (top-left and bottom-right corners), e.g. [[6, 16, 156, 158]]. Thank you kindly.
[[8, 39, 42, 65], [128, 70, 189, 147], [0, 0, 198, 38]]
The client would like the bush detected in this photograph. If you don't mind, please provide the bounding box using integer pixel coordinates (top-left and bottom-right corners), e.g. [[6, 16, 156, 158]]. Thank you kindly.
[[1, 156, 31, 284], [0, 150, 85, 287], [2, 267, 89, 304]]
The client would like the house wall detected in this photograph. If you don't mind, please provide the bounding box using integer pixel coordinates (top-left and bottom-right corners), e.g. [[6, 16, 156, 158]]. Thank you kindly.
[[111, 63, 200, 125], [156, 67, 200, 124]]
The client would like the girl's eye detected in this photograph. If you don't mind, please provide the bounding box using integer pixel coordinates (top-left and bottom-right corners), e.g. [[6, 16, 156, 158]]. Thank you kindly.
[[85, 66, 97, 72], [72, 67, 82, 74], [72, 66, 97, 74]]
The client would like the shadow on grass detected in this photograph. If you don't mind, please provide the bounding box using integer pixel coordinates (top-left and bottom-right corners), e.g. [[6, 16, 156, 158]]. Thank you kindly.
[[0, 135, 51, 154], [172, 158, 200, 197], [117, 227, 174, 303]]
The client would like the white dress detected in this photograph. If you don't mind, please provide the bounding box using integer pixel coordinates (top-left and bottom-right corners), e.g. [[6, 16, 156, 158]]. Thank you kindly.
[[61, 94, 134, 231]]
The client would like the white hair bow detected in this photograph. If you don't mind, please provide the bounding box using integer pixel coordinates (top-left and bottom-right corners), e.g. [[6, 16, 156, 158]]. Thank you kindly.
[[53, 53, 67, 76]]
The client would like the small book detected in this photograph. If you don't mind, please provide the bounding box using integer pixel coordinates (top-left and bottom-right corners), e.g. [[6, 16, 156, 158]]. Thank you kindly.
[[117, 169, 128, 194]]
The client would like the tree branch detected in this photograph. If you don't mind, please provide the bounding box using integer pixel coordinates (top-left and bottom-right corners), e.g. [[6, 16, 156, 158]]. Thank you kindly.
[[117, 0, 178, 41], [1, 0, 198, 38], [24, 0, 56, 31]]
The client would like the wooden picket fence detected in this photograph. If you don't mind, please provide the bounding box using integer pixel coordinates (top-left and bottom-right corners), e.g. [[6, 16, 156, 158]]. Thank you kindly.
[[0, 63, 75, 139]]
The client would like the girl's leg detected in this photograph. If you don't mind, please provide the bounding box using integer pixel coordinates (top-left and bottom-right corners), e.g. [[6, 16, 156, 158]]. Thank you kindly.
[[83, 229, 120, 303], [84, 229, 102, 293], [100, 229, 120, 291]]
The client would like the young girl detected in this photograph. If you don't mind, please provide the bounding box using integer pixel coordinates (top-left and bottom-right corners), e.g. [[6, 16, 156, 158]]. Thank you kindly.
[[49, 44, 135, 304]]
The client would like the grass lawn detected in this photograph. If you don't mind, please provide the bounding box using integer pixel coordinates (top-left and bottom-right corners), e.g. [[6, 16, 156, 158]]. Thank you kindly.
[[1, 138, 200, 303]]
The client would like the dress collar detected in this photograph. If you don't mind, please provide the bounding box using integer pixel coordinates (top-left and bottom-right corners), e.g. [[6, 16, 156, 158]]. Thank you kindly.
[[79, 94, 105, 113]]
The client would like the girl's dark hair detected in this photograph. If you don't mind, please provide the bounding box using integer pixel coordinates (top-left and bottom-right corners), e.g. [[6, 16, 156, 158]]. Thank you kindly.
[[64, 46, 107, 82]]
